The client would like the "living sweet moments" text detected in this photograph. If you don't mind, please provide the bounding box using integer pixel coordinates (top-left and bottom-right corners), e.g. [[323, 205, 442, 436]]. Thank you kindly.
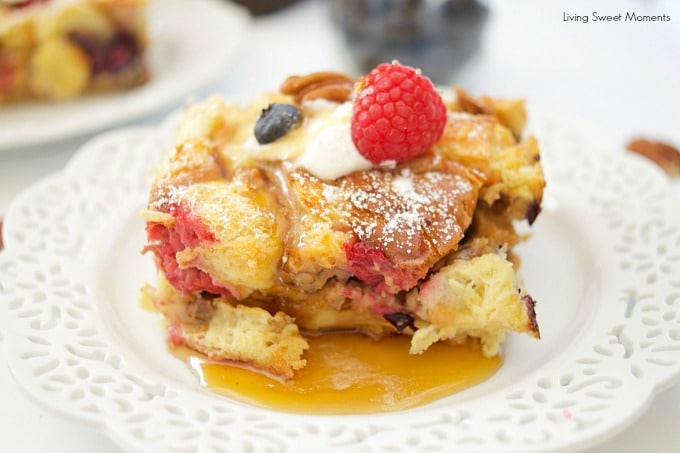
[[562, 11, 671, 23]]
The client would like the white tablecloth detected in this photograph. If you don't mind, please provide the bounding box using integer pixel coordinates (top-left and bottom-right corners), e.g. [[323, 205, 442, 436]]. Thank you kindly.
[[1, 0, 679, 451]]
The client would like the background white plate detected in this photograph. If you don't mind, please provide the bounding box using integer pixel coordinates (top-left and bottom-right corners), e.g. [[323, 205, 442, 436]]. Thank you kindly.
[[0, 0, 250, 151], [0, 122, 679, 452]]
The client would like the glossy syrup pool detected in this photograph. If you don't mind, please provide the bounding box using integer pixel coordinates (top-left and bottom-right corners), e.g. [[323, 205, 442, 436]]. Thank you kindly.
[[190, 332, 501, 414]]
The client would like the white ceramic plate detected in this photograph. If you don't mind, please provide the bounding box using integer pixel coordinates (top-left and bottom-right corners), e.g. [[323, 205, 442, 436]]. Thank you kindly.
[[0, 0, 250, 151], [1, 122, 680, 453]]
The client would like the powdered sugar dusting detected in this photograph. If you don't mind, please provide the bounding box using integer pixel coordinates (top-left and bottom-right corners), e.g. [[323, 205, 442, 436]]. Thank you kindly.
[[322, 185, 339, 203], [391, 169, 430, 207], [149, 183, 187, 212], [336, 166, 476, 265]]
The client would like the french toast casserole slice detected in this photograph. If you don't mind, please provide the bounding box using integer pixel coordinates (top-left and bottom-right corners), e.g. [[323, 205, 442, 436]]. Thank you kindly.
[[142, 67, 544, 379]]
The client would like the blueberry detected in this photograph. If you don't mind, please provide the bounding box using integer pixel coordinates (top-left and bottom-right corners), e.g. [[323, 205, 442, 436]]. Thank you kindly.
[[383, 312, 417, 333], [254, 103, 301, 144]]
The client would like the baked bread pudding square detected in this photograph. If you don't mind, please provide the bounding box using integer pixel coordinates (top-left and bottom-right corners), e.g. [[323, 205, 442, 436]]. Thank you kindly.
[[0, 0, 148, 104], [142, 62, 545, 380]]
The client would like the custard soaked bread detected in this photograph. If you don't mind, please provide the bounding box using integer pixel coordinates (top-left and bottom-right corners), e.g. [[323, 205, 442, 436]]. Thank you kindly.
[[142, 62, 544, 379]]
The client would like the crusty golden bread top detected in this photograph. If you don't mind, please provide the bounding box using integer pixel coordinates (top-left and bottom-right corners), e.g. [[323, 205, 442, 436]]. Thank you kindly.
[[145, 74, 544, 299], [147, 151, 482, 297]]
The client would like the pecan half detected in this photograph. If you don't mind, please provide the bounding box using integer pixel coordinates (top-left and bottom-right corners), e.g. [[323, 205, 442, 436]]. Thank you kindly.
[[627, 138, 680, 177], [280, 71, 355, 104]]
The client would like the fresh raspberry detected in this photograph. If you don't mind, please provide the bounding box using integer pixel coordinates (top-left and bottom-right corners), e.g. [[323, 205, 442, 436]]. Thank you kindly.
[[351, 62, 447, 164]]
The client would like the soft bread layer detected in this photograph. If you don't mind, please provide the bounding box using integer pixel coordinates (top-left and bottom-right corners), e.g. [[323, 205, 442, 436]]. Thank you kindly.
[[176, 177, 285, 298], [147, 247, 539, 372], [411, 251, 538, 356], [184, 303, 309, 380], [146, 274, 309, 379]]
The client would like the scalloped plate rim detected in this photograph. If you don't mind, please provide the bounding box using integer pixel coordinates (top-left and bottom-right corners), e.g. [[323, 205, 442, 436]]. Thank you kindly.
[[0, 121, 679, 453]]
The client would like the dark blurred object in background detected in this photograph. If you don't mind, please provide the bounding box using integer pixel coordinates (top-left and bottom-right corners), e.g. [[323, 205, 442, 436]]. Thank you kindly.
[[330, 0, 488, 84], [232, 0, 301, 15]]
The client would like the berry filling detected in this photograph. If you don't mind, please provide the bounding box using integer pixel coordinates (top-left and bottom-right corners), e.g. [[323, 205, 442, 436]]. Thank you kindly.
[[146, 204, 233, 297], [343, 240, 421, 295], [167, 319, 186, 347], [68, 30, 141, 75], [6, 0, 48, 10], [383, 312, 417, 333], [0, 61, 17, 92]]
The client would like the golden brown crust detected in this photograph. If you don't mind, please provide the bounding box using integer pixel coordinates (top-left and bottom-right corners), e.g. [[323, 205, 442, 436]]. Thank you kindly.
[[454, 86, 527, 141], [337, 157, 481, 283], [433, 112, 544, 223]]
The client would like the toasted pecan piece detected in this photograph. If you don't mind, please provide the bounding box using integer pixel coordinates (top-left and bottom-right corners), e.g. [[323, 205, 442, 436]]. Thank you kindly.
[[280, 71, 355, 104], [626, 138, 680, 177]]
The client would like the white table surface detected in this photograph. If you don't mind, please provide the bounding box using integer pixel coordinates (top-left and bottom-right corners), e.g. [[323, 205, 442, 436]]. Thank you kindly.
[[1, 0, 679, 451]]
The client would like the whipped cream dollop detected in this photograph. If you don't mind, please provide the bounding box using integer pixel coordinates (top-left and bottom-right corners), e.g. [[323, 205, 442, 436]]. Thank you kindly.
[[295, 122, 373, 180], [240, 99, 375, 180], [293, 100, 373, 180]]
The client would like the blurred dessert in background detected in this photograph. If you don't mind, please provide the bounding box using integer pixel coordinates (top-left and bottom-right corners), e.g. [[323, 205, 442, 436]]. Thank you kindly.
[[0, 0, 149, 104]]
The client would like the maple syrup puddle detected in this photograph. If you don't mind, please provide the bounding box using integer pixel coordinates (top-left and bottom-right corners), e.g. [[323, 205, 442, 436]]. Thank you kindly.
[[188, 332, 501, 414]]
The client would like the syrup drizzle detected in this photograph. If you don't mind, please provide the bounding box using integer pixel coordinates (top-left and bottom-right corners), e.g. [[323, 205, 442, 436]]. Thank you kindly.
[[191, 332, 501, 414]]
